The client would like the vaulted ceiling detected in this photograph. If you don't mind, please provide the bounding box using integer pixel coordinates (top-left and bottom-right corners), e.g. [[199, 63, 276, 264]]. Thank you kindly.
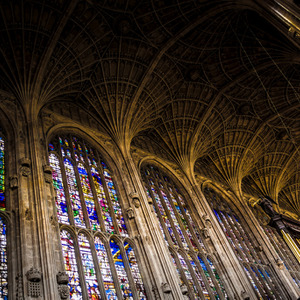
[[0, 0, 299, 217]]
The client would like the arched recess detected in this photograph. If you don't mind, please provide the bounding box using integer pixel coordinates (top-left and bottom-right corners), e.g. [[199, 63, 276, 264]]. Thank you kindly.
[[48, 132, 148, 299], [140, 162, 228, 299], [202, 184, 287, 299]]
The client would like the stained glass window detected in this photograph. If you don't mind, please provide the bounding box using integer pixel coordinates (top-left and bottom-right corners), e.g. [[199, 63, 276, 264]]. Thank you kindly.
[[50, 135, 147, 299], [204, 187, 283, 299], [0, 217, 7, 299], [142, 165, 227, 299], [0, 137, 4, 210]]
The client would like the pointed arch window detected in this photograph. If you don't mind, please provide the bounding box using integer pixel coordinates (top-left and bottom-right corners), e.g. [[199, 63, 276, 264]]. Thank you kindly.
[[204, 187, 284, 299], [0, 136, 8, 299], [142, 165, 227, 300], [49, 135, 147, 299]]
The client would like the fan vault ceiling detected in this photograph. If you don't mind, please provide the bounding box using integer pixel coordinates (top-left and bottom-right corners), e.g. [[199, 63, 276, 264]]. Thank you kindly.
[[0, 0, 299, 217]]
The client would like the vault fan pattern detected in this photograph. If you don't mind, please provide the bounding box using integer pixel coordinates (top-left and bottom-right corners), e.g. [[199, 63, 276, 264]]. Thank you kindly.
[[0, 0, 299, 218]]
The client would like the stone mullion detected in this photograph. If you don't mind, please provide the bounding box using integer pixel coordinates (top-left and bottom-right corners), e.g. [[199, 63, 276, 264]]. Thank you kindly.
[[156, 186, 186, 249], [217, 209, 249, 262], [163, 184, 198, 252], [72, 233, 89, 300], [171, 191, 205, 252], [72, 157, 91, 230], [185, 254, 212, 300], [223, 211, 257, 263], [57, 151, 76, 227], [245, 263, 270, 300], [120, 244, 139, 300], [251, 264, 274, 300], [172, 251, 201, 300], [147, 182, 176, 248], [86, 164, 106, 232], [88, 235, 108, 300], [260, 266, 281, 299], [202, 256, 225, 300], [228, 214, 262, 264], [105, 239, 126, 299], [100, 168, 121, 236], [233, 215, 268, 265]]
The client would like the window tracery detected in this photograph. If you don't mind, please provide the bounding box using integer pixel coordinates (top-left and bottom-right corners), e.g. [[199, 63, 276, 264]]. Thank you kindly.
[[204, 187, 283, 299], [142, 165, 227, 299], [49, 135, 146, 299]]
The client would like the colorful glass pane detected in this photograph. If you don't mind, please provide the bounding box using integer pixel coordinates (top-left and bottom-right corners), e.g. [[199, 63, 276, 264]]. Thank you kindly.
[[77, 163, 99, 230], [151, 187, 178, 246], [78, 234, 100, 299], [169, 193, 198, 251], [0, 138, 4, 210], [125, 242, 147, 299], [94, 237, 117, 299], [0, 217, 7, 299], [160, 191, 189, 249], [177, 253, 198, 299], [198, 256, 218, 299], [110, 239, 132, 299], [104, 170, 127, 236], [92, 167, 113, 234], [63, 158, 85, 227], [207, 257, 227, 298], [49, 153, 69, 224], [60, 230, 82, 299]]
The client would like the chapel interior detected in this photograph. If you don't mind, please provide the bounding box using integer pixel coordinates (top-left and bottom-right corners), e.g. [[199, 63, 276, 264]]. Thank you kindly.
[[0, 0, 300, 299]]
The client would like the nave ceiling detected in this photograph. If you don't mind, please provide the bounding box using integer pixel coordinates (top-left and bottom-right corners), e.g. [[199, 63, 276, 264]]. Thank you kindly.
[[0, 0, 299, 218]]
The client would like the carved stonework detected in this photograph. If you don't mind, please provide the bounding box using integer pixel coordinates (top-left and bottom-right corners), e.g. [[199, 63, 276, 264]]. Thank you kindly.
[[9, 175, 18, 189], [152, 285, 160, 299], [180, 283, 189, 300], [241, 291, 250, 300], [50, 215, 58, 226], [126, 207, 135, 219], [58, 285, 69, 299], [16, 273, 24, 300], [26, 268, 42, 298], [57, 271, 69, 299], [202, 215, 212, 228], [201, 228, 210, 239], [26, 267, 41, 282], [275, 258, 284, 270], [43, 165, 53, 183], [161, 282, 171, 293], [130, 192, 141, 208], [25, 208, 33, 221], [19, 158, 31, 177]]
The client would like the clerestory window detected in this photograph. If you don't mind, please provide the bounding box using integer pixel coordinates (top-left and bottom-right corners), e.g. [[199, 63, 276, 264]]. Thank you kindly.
[[49, 135, 147, 299]]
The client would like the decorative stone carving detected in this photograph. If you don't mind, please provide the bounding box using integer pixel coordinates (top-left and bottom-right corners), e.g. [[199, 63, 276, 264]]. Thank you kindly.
[[9, 175, 18, 189], [202, 215, 212, 228], [26, 267, 41, 282], [50, 215, 57, 226], [57, 271, 68, 284], [161, 282, 171, 293], [180, 283, 189, 300], [43, 165, 53, 183], [130, 192, 141, 208], [275, 258, 284, 270], [148, 197, 153, 205], [57, 271, 69, 299], [25, 208, 33, 221], [201, 228, 210, 239], [19, 158, 31, 177], [241, 291, 250, 300], [16, 273, 24, 300], [58, 285, 69, 299], [126, 207, 135, 219], [254, 245, 263, 252], [152, 285, 160, 299], [26, 268, 42, 298]]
